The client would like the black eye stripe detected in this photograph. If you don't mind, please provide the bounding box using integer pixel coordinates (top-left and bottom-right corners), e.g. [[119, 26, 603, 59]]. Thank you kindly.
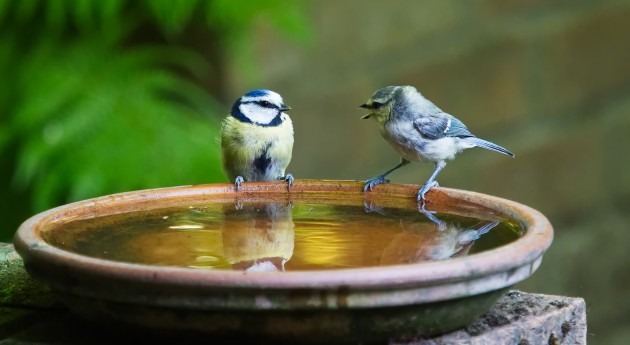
[[244, 100, 276, 108]]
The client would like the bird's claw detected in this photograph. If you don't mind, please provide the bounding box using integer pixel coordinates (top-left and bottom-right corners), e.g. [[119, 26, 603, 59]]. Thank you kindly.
[[234, 176, 244, 192], [283, 173, 294, 191], [364, 175, 389, 192], [363, 200, 385, 214], [417, 180, 439, 202]]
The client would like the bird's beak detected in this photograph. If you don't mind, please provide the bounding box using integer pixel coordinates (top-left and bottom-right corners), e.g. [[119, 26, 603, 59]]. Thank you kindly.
[[359, 104, 372, 119], [359, 103, 372, 119], [280, 104, 291, 111]]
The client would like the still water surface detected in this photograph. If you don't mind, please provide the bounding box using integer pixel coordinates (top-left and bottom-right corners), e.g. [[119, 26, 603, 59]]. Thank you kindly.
[[45, 202, 522, 272]]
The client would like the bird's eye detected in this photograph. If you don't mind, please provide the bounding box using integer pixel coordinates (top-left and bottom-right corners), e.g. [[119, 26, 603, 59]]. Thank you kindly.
[[371, 101, 383, 108], [259, 101, 272, 108]]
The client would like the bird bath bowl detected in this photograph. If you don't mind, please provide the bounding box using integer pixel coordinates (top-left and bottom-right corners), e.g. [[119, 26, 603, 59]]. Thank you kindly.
[[13, 180, 553, 344]]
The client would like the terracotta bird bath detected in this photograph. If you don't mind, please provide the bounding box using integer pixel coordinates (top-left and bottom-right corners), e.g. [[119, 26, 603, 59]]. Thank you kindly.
[[13, 180, 553, 344]]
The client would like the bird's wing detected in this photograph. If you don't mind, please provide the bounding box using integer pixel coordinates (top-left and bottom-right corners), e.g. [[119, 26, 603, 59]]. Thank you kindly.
[[412, 113, 473, 139]]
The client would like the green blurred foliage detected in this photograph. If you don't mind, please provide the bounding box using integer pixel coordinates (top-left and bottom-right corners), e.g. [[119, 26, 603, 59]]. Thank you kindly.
[[0, 0, 311, 240]]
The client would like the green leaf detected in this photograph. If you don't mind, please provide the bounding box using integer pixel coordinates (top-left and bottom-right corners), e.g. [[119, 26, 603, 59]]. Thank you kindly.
[[0, 125, 10, 152], [45, 0, 67, 34], [15, 0, 38, 23], [98, 0, 125, 40], [0, 0, 11, 23], [72, 0, 96, 32], [2, 0, 312, 217], [13, 40, 226, 210], [145, 0, 201, 37]]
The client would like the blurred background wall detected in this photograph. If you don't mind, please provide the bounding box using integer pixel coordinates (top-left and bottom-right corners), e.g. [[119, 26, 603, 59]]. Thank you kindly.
[[1, 1, 629, 344], [230, 2, 630, 343]]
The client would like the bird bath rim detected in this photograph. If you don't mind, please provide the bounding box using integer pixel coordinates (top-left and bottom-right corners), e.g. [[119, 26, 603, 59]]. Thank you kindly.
[[13, 179, 553, 309]]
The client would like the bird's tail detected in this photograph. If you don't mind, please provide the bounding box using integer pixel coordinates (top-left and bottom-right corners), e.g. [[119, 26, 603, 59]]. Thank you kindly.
[[469, 137, 515, 157], [458, 220, 500, 244], [475, 220, 500, 238]]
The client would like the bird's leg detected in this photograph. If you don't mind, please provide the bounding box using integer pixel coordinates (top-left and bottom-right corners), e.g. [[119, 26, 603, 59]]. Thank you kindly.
[[418, 202, 447, 230], [234, 176, 245, 192], [282, 173, 294, 191], [417, 161, 446, 202], [364, 158, 410, 192], [363, 200, 387, 216], [418, 202, 447, 231]]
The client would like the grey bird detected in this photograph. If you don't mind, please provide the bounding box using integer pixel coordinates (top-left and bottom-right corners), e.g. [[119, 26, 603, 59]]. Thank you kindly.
[[360, 85, 515, 202]]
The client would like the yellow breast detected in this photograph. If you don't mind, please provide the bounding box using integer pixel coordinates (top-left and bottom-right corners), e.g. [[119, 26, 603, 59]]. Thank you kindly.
[[220, 115, 294, 182]]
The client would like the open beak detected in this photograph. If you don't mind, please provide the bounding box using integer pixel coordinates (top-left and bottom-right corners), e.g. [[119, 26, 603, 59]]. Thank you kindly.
[[359, 104, 372, 119], [280, 104, 291, 111]]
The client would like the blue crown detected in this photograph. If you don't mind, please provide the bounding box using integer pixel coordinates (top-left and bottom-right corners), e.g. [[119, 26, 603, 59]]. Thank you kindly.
[[243, 89, 269, 98]]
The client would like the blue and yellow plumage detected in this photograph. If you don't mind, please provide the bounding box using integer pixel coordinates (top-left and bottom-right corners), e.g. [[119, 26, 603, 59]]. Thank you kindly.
[[220, 89, 294, 190]]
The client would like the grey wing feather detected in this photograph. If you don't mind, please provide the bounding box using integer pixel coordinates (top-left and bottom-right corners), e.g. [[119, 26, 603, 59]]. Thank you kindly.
[[413, 113, 473, 139]]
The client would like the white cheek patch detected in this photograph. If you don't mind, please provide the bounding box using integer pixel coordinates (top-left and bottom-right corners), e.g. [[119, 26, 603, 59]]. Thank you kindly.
[[240, 103, 278, 124]]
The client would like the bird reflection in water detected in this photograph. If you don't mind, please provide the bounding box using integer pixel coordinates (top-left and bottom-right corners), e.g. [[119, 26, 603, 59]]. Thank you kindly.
[[364, 201, 499, 265], [221, 202, 295, 272]]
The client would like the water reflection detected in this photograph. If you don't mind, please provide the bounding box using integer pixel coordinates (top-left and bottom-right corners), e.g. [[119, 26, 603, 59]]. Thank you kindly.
[[221, 202, 295, 272], [48, 200, 515, 270], [365, 201, 499, 264]]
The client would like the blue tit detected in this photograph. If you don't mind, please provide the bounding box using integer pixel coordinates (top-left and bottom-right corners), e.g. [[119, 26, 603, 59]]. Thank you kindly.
[[360, 85, 515, 202], [220, 89, 294, 191]]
